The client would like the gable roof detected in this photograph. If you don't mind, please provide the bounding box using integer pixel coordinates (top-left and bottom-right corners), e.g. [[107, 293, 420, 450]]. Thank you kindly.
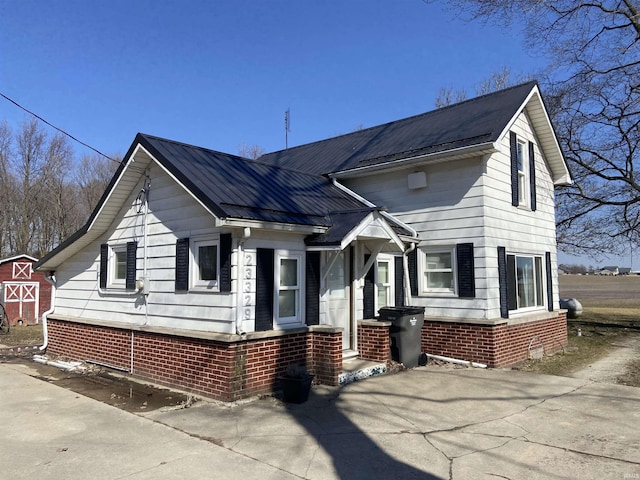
[[140, 134, 369, 226], [0, 254, 38, 266], [35, 134, 374, 270], [35, 81, 570, 271], [259, 81, 571, 184]]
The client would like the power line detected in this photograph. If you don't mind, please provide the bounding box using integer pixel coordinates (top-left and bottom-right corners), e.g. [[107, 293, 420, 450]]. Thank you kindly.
[[0, 91, 119, 163]]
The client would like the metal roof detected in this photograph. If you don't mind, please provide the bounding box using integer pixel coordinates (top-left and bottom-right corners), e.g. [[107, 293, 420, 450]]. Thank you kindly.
[[259, 82, 540, 175], [140, 135, 368, 226]]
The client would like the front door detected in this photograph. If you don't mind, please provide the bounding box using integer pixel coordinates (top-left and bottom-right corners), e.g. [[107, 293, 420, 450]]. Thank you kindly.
[[326, 251, 353, 352]]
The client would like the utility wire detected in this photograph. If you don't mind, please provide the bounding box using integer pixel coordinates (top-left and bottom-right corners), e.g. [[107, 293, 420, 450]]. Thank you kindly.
[[0, 91, 119, 163]]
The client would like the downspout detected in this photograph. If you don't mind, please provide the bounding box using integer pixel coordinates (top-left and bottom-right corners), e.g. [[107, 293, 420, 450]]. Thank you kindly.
[[39, 272, 56, 352], [235, 227, 251, 335], [403, 243, 415, 307]]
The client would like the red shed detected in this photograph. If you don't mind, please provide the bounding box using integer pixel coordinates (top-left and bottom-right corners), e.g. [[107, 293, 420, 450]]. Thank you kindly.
[[0, 255, 52, 326]]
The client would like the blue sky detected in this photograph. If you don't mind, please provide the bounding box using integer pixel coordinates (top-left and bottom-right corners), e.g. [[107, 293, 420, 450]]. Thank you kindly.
[[0, 0, 629, 267]]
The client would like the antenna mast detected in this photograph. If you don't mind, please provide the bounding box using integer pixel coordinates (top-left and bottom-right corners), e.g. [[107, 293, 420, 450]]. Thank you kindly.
[[285, 108, 290, 149]]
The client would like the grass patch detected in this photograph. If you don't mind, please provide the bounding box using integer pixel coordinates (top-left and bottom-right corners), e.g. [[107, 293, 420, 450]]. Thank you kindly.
[[517, 307, 638, 377], [0, 324, 44, 347]]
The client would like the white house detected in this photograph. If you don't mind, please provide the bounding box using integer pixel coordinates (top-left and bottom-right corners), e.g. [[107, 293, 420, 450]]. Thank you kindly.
[[35, 81, 572, 401]]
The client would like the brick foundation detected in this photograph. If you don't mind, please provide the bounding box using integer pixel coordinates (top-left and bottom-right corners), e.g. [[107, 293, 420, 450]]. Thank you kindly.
[[422, 313, 568, 367], [46, 312, 567, 400], [358, 320, 392, 363], [46, 318, 342, 402]]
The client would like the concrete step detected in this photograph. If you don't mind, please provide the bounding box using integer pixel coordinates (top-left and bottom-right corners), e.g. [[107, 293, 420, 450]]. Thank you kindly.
[[339, 359, 387, 386]]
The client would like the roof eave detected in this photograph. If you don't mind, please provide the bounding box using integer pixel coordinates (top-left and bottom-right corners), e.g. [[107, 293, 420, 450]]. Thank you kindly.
[[328, 142, 497, 179]]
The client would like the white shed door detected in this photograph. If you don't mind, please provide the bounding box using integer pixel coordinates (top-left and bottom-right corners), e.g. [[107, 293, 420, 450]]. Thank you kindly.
[[3, 283, 39, 323]]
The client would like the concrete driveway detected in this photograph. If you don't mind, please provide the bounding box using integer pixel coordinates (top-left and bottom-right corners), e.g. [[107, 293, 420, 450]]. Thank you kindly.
[[1, 360, 639, 479]]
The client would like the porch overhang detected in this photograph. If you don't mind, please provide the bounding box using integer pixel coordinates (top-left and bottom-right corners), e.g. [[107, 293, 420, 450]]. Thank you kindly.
[[305, 209, 408, 253]]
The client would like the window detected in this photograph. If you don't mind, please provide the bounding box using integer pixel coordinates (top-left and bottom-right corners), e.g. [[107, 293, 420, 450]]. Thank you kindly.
[[12, 262, 32, 279], [516, 140, 528, 206], [191, 238, 219, 289], [276, 254, 301, 324], [376, 259, 391, 309], [421, 248, 455, 294], [509, 254, 545, 311], [113, 247, 127, 283], [510, 132, 537, 210], [100, 242, 137, 290]]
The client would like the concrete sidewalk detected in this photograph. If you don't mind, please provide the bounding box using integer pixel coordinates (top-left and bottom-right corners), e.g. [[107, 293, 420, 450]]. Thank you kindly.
[[2, 360, 639, 479]]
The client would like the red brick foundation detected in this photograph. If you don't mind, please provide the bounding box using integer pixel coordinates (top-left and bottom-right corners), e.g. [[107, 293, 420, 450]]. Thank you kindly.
[[358, 320, 392, 363], [46, 318, 342, 402], [422, 313, 568, 367]]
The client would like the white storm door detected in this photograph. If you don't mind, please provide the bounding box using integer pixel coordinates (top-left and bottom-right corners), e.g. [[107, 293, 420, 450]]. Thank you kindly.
[[326, 251, 352, 351]]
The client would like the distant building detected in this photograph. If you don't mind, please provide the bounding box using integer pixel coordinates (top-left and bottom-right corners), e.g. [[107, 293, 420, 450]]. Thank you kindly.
[[597, 266, 619, 276]]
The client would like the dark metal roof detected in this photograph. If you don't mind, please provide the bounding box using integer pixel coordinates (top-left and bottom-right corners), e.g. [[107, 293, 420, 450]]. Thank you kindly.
[[138, 134, 368, 226], [258, 81, 538, 175]]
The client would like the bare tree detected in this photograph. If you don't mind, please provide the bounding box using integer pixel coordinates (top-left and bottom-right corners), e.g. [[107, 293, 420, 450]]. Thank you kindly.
[[238, 142, 265, 160], [0, 118, 120, 258], [75, 154, 120, 220], [433, 0, 640, 256], [0, 121, 13, 257]]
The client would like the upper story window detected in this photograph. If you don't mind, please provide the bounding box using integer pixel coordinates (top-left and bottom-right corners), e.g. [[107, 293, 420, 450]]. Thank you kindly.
[[510, 132, 537, 211], [516, 140, 528, 206]]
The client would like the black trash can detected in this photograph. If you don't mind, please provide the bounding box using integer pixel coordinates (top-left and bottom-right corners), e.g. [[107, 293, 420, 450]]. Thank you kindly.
[[378, 306, 425, 368]]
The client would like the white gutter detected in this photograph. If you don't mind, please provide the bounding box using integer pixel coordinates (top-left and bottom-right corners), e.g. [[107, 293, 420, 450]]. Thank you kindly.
[[403, 243, 415, 307], [39, 272, 56, 351]]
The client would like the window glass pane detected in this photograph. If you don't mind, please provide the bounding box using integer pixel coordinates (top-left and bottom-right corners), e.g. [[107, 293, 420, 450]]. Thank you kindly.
[[279, 290, 296, 318], [198, 245, 218, 281], [426, 252, 451, 270], [516, 257, 535, 308], [280, 259, 298, 287], [328, 253, 345, 298], [517, 142, 524, 172], [427, 271, 453, 289], [377, 262, 389, 284], [535, 256, 544, 306], [378, 286, 389, 309], [115, 251, 127, 279]]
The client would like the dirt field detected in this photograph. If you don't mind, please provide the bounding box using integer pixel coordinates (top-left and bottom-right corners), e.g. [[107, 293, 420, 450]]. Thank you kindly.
[[558, 274, 640, 309]]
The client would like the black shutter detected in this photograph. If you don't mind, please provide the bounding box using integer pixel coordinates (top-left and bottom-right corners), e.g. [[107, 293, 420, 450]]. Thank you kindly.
[[99, 244, 108, 289], [125, 241, 137, 291], [220, 233, 232, 292], [510, 131, 519, 207], [408, 247, 418, 297], [497, 246, 509, 318], [529, 141, 537, 211], [305, 251, 321, 325], [456, 243, 475, 298], [175, 238, 190, 292], [255, 248, 274, 331], [545, 252, 553, 311], [363, 254, 375, 318], [394, 256, 405, 307]]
